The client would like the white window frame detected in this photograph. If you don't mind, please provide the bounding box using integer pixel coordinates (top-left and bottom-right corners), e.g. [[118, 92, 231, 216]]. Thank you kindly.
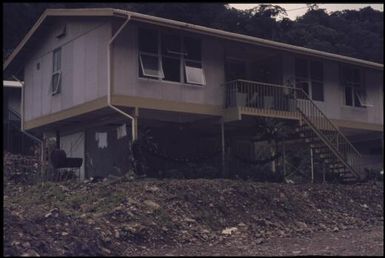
[[341, 66, 368, 108], [138, 27, 205, 86], [51, 48, 62, 95], [184, 61, 206, 85], [139, 52, 165, 79]]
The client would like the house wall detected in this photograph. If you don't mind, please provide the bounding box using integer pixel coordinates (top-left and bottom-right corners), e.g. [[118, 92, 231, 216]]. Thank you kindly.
[[112, 23, 225, 107], [23, 17, 382, 130], [24, 17, 111, 122], [270, 53, 383, 127]]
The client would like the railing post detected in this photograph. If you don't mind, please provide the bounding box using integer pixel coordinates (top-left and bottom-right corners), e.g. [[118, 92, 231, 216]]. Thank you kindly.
[[310, 147, 314, 183], [220, 117, 226, 178]]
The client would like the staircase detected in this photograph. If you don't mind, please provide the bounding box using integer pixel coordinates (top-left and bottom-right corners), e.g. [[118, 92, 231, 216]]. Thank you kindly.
[[224, 79, 364, 183], [294, 89, 363, 183]]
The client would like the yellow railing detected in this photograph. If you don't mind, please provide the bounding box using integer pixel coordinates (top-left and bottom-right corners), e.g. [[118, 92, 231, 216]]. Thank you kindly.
[[224, 79, 362, 180]]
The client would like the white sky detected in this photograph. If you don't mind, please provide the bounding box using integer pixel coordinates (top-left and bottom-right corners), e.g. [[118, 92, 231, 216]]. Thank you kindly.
[[229, 3, 384, 20]]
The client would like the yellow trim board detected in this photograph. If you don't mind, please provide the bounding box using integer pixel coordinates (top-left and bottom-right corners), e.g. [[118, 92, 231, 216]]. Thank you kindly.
[[111, 95, 223, 116], [24, 97, 107, 130], [332, 119, 383, 131]]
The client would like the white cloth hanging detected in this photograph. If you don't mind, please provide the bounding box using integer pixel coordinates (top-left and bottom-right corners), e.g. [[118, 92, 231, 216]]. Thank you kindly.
[[117, 124, 127, 139], [95, 132, 108, 148]]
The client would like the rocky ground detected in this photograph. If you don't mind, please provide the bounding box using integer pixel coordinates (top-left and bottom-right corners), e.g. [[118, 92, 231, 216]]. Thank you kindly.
[[3, 174, 383, 256]]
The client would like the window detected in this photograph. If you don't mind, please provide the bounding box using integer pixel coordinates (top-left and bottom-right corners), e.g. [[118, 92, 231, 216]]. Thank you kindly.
[[51, 48, 61, 95], [183, 36, 204, 85], [225, 59, 247, 81], [56, 24, 66, 38], [138, 28, 205, 85], [340, 66, 366, 108], [295, 58, 324, 101], [138, 28, 164, 79], [162, 33, 181, 82]]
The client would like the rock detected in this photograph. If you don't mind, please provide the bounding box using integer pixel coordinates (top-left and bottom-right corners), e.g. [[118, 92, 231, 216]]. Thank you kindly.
[[222, 227, 238, 235], [22, 242, 31, 248], [292, 250, 302, 255], [145, 185, 159, 192], [332, 226, 339, 232], [184, 217, 196, 223], [114, 230, 120, 239], [255, 238, 264, 244], [238, 222, 246, 227], [144, 200, 160, 210], [295, 221, 308, 229], [21, 249, 40, 257], [61, 232, 69, 236]]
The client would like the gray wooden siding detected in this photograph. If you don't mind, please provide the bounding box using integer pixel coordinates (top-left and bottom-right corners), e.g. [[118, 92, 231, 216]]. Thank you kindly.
[[24, 17, 111, 121], [23, 18, 382, 128]]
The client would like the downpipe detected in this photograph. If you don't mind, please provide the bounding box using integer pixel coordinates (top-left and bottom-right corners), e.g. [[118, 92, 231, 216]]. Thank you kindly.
[[107, 15, 137, 141]]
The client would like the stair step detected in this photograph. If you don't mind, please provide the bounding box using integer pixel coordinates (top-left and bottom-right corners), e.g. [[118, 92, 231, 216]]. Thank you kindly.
[[311, 144, 328, 150]]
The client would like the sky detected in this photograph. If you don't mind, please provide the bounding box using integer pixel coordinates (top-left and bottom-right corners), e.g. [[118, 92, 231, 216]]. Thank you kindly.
[[229, 3, 384, 20]]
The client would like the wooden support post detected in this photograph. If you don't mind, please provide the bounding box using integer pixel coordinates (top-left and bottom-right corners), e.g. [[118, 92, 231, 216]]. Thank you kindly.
[[271, 146, 276, 174], [322, 163, 326, 184], [56, 130, 60, 149], [282, 141, 287, 178], [221, 118, 226, 178], [133, 107, 139, 141], [310, 147, 314, 183]]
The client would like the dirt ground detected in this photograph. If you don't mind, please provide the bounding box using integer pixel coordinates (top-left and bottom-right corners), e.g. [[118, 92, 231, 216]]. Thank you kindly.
[[3, 173, 383, 257], [137, 225, 383, 256]]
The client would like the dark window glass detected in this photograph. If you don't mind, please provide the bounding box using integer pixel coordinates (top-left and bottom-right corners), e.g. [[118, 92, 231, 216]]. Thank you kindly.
[[310, 61, 323, 81], [162, 33, 181, 57], [354, 88, 366, 107], [184, 37, 201, 61], [295, 58, 308, 78], [163, 57, 180, 82], [311, 81, 324, 101], [225, 60, 247, 81], [53, 48, 61, 72], [345, 87, 353, 106], [138, 28, 158, 54], [296, 82, 309, 95]]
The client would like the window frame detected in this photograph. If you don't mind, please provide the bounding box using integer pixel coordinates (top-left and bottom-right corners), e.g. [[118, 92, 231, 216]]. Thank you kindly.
[[137, 27, 205, 86], [340, 65, 367, 108], [51, 47, 62, 95], [294, 58, 324, 101]]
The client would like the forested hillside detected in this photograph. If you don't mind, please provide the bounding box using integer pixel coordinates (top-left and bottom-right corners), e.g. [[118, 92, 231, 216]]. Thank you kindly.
[[3, 3, 383, 63]]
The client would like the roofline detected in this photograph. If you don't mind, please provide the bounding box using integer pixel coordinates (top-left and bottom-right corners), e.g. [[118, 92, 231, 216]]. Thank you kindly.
[[4, 8, 384, 72], [3, 80, 23, 88]]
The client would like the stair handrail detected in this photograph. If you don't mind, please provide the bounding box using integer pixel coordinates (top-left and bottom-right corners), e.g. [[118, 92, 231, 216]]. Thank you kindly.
[[298, 110, 360, 179], [294, 88, 361, 157], [7, 107, 21, 120], [223, 79, 361, 157]]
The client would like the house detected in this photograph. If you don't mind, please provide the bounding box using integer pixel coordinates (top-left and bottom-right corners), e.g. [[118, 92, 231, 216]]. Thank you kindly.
[[3, 8, 383, 182]]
